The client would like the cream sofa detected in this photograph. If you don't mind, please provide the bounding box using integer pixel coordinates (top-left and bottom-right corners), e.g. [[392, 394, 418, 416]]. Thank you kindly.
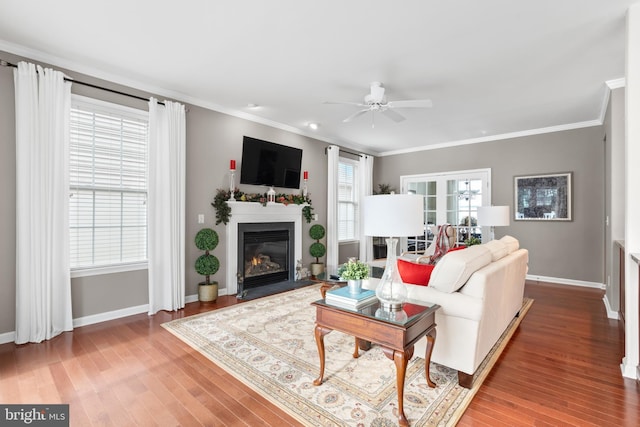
[[363, 235, 528, 388]]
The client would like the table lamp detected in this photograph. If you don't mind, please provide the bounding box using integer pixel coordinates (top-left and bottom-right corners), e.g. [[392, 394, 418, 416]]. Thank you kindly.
[[363, 194, 424, 312], [477, 206, 510, 240]]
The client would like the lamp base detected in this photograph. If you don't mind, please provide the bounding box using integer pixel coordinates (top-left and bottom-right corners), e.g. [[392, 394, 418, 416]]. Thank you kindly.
[[380, 301, 403, 312], [375, 237, 408, 311]]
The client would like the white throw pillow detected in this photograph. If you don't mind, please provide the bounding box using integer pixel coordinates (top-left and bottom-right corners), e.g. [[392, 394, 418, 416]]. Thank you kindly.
[[482, 239, 508, 261], [429, 245, 492, 293], [500, 235, 520, 254]]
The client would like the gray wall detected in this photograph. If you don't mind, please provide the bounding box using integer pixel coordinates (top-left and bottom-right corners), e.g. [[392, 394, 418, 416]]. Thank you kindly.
[[0, 50, 329, 335], [374, 126, 606, 284]]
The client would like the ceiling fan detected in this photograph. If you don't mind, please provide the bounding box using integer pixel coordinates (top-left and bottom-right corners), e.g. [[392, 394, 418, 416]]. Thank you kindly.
[[325, 81, 433, 125]]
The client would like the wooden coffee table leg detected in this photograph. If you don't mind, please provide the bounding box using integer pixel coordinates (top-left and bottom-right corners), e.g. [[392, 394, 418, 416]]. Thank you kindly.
[[382, 347, 413, 427], [313, 325, 332, 386], [424, 328, 437, 388]]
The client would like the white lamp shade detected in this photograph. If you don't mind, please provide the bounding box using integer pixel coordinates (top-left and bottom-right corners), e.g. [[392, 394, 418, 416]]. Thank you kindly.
[[477, 206, 510, 227], [363, 194, 424, 237]]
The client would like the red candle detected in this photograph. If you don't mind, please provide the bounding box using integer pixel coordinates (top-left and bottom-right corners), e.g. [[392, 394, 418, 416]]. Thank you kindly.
[[230, 160, 236, 170], [303, 171, 308, 180]]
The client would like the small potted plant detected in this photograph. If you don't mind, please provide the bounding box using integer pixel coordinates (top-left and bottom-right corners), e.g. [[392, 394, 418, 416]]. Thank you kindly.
[[338, 258, 369, 295], [309, 224, 326, 277], [195, 228, 220, 302]]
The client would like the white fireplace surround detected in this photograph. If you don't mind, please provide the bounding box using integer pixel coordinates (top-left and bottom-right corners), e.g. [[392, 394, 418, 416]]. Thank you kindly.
[[225, 201, 304, 295]]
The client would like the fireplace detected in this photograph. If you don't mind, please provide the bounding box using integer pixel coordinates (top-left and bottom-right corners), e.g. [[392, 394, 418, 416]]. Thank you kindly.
[[238, 223, 294, 293], [222, 201, 303, 298]]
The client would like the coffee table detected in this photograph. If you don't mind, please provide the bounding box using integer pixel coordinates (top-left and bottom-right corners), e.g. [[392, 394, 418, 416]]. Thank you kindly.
[[311, 298, 440, 427]]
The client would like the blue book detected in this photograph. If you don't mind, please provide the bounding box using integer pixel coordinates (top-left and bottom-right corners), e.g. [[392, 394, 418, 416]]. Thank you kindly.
[[326, 286, 375, 303]]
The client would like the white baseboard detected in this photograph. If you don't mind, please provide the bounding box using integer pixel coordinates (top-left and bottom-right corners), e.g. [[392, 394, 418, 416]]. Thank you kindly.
[[0, 304, 150, 345], [73, 304, 149, 328], [602, 295, 620, 320], [0, 293, 227, 345], [526, 274, 605, 290], [0, 331, 15, 345], [620, 356, 640, 380]]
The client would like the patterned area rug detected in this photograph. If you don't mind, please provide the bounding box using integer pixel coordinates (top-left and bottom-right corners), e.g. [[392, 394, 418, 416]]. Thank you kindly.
[[162, 284, 533, 426]]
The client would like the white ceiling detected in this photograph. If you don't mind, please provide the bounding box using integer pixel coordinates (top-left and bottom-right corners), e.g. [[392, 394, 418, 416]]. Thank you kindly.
[[0, 0, 634, 155]]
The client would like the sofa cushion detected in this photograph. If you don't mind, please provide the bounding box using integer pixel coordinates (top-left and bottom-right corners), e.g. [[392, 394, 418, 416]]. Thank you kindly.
[[482, 239, 508, 261], [397, 259, 434, 286], [429, 245, 492, 293], [500, 235, 520, 254]]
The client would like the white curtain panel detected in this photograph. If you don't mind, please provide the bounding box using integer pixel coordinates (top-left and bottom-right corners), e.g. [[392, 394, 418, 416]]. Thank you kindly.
[[148, 98, 186, 315], [359, 154, 374, 262], [14, 62, 73, 344], [326, 145, 339, 272]]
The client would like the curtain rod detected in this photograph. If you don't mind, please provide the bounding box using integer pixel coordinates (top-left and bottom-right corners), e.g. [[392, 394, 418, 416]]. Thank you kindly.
[[325, 146, 366, 158], [1, 59, 164, 106]]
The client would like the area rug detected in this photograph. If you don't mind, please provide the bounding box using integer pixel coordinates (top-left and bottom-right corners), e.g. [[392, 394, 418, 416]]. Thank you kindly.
[[162, 284, 533, 426]]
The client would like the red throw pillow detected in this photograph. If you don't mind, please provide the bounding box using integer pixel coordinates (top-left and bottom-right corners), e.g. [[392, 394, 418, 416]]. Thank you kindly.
[[447, 246, 467, 253], [397, 259, 434, 286]]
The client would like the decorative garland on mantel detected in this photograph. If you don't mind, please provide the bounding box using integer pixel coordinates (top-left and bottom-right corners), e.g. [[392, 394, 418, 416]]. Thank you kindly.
[[212, 188, 314, 225]]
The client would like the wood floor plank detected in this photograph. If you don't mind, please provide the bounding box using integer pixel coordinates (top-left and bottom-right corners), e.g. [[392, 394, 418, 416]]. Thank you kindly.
[[0, 281, 637, 426]]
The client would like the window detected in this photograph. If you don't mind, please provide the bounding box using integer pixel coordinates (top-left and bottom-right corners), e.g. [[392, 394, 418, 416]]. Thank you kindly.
[[69, 96, 149, 272], [338, 159, 359, 241]]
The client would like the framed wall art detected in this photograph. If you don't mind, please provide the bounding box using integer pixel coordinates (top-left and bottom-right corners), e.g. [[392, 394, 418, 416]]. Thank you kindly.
[[514, 172, 572, 221]]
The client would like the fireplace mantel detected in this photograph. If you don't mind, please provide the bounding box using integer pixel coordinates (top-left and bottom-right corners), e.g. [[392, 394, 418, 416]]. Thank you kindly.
[[225, 202, 305, 295]]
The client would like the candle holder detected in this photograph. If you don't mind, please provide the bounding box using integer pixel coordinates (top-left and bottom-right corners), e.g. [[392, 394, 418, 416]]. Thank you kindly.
[[303, 178, 308, 197], [229, 169, 235, 201]]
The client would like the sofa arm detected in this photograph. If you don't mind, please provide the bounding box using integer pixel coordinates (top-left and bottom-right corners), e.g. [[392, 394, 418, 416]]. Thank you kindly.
[[363, 278, 482, 321]]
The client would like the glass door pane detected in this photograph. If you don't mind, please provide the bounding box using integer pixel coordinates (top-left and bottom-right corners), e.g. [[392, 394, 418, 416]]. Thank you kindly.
[[401, 169, 490, 253]]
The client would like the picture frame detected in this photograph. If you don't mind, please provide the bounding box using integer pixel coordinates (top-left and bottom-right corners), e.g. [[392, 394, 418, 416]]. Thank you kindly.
[[514, 172, 572, 221]]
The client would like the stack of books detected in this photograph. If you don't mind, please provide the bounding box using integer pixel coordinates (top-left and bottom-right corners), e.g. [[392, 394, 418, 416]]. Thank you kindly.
[[325, 286, 377, 310]]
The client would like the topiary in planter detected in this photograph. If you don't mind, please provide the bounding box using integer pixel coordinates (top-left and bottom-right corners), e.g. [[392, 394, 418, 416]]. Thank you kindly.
[[309, 224, 326, 263], [195, 228, 220, 302], [309, 224, 326, 276]]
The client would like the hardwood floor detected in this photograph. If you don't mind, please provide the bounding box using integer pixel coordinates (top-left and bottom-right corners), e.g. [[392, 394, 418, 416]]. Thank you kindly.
[[0, 281, 637, 426]]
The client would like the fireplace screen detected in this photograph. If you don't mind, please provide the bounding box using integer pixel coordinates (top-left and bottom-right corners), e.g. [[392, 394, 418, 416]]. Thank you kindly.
[[239, 225, 293, 289], [244, 237, 287, 279]]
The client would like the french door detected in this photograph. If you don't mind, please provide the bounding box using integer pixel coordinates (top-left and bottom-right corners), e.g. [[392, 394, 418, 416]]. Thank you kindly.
[[400, 169, 491, 253]]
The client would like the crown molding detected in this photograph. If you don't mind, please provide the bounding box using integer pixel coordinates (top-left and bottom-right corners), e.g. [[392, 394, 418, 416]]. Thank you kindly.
[[606, 78, 626, 89], [376, 120, 603, 157]]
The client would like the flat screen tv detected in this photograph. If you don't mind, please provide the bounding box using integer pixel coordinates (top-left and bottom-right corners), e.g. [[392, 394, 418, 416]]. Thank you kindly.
[[240, 136, 303, 189]]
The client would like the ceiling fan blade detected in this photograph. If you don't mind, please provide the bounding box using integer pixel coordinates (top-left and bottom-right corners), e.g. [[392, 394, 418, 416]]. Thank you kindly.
[[343, 109, 370, 123], [382, 108, 406, 122], [323, 101, 367, 107], [387, 99, 433, 108]]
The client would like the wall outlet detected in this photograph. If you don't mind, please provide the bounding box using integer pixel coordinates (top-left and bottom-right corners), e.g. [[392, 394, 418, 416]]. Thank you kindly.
[[313, 213, 319, 221], [198, 214, 204, 224]]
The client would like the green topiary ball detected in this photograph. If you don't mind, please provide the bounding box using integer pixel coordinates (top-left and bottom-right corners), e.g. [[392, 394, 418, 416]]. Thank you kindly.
[[195, 254, 220, 277], [309, 242, 326, 258], [309, 224, 326, 240], [195, 228, 219, 251]]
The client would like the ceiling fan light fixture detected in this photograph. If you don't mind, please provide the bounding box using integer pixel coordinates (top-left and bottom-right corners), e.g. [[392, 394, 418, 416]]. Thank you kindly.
[[369, 82, 385, 103]]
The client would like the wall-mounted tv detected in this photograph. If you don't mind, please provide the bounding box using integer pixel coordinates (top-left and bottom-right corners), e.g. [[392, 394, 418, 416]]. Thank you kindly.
[[240, 136, 303, 189]]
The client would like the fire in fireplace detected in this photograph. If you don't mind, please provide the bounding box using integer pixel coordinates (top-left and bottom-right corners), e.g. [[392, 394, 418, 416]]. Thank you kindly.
[[237, 222, 295, 294]]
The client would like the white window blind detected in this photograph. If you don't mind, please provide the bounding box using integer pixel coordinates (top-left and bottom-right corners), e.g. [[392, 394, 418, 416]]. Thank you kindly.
[[338, 160, 358, 241], [69, 96, 149, 270]]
